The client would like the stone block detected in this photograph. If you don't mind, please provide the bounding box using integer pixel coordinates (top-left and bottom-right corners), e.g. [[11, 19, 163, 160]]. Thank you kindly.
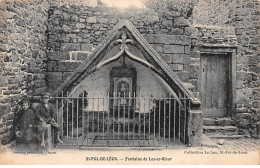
[[161, 54, 172, 63], [236, 64, 244, 71], [238, 118, 250, 128], [79, 18, 86, 22], [253, 89, 260, 95], [171, 28, 184, 35], [203, 118, 216, 126], [87, 16, 97, 23], [81, 43, 93, 51], [144, 34, 191, 45], [33, 74, 45, 80], [47, 83, 61, 93], [62, 12, 70, 21], [58, 61, 82, 72], [175, 71, 189, 82], [47, 61, 58, 72], [248, 55, 260, 65], [151, 44, 164, 53], [162, 20, 172, 26], [71, 28, 82, 33], [172, 54, 188, 64], [184, 45, 191, 54], [189, 64, 199, 79], [34, 87, 47, 96], [217, 118, 235, 126], [249, 66, 260, 74], [34, 80, 46, 88], [47, 51, 70, 61], [177, 64, 184, 71], [188, 110, 203, 146], [236, 71, 247, 80], [190, 51, 200, 58], [185, 27, 192, 36], [169, 64, 178, 71], [0, 76, 8, 87], [71, 14, 79, 22], [97, 18, 109, 24], [174, 17, 190, 27], [253, 101, 260, 108], [235, 28, 244, 35], [62, 25, 71, 33], [76, 23, 85, 29], [46, 72, 63, 83], [60, 43, 80, 51], [161, 10, 181, 18], [190, 58, 200, 64], [46, 124, 53, 149], [164, 45, 184, 54], [53, 9, 62, 15], [146, 11, 159, 23], [236, 93, 251, 105]]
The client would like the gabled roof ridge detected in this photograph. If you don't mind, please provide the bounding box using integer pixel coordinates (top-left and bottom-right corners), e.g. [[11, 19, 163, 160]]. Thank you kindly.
[[53, 20, 199, 105]]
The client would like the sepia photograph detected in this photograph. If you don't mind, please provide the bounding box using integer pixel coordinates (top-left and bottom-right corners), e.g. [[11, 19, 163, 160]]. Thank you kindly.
[[0, 0, 259, 165]]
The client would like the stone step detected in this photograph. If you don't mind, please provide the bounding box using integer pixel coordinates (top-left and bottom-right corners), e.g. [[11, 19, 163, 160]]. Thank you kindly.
[[203, 117, 235, 126], [207, 134, 244, 139], [203, 126, 238, 134]]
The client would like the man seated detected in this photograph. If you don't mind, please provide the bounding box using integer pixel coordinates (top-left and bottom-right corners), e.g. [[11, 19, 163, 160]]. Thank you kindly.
[[14, 97, 36, 149], [35, 92, 63, 147]]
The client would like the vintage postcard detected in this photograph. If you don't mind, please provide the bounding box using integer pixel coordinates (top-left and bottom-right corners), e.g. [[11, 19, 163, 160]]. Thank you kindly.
[[0, 0, 259, 165]]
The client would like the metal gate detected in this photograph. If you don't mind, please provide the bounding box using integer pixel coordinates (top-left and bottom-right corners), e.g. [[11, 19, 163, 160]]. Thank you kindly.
[[53, 92, 191, 147]]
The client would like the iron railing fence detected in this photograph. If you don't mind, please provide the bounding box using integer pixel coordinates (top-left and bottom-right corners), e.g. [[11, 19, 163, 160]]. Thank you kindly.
[[52, 92, 191, 147]]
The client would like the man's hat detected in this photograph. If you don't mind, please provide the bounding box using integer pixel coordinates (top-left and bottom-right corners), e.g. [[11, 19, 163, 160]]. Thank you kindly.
[[42, 92, 50, 97]]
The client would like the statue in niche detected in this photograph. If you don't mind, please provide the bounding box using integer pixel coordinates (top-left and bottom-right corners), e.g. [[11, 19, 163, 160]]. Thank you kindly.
[[114, 78, 132, 106]]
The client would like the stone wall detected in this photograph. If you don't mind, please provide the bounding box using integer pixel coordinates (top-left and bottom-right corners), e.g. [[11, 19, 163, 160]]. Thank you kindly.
[[193, 0, 260, 137], [0, 0, 49, 145], [233, 0, 259, 137], [46, 5, 194, 93], [0, 0, 258, 148]]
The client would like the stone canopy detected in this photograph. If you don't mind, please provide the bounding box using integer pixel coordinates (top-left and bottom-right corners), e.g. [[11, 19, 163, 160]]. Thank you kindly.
[[52, 20, 200, 106]]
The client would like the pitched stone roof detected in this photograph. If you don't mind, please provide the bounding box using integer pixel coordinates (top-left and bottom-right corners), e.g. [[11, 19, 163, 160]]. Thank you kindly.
[[53, 20, 200, 105]]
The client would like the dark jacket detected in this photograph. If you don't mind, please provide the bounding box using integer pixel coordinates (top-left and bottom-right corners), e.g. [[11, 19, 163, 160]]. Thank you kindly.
[[35, 103, 57, 124], [15, 108, 36, 132]]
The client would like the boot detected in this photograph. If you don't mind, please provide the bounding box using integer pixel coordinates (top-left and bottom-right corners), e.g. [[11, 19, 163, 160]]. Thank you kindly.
[[56, 131, 63, 144], [40, 140, 46, 147], [40, 133, 45, 147]]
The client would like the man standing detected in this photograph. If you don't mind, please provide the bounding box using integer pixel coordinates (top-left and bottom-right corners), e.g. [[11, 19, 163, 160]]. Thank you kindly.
[[35, 92, 63, 147]]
